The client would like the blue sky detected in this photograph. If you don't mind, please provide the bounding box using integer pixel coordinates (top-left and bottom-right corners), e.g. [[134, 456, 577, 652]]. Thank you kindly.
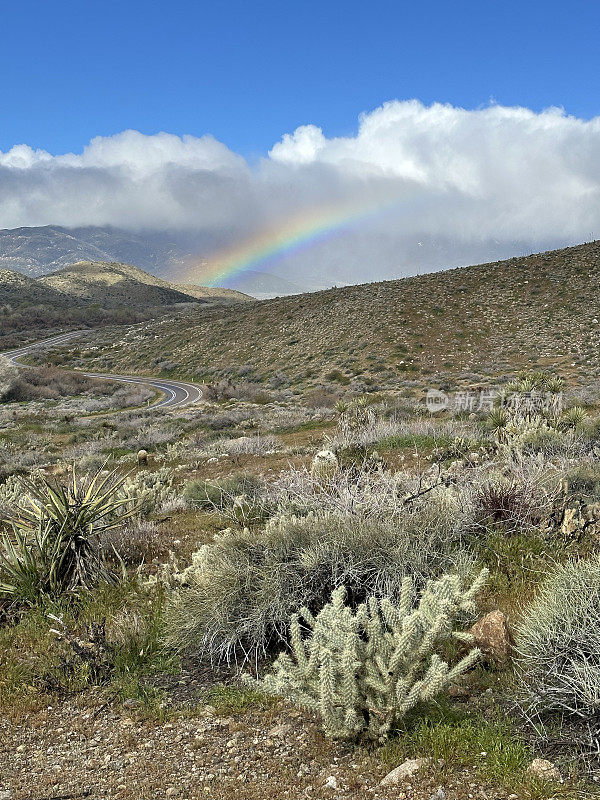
[[2, 0, 599, 157]]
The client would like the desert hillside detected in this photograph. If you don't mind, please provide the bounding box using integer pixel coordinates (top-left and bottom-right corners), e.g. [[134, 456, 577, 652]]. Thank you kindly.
[[38, 261, 205, 308], [65, 241, 600, 388], [0, 267, 75, 307]]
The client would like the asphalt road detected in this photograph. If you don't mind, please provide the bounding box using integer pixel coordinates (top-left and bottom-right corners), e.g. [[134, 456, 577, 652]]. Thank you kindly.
[[3, 331, 203, 409]]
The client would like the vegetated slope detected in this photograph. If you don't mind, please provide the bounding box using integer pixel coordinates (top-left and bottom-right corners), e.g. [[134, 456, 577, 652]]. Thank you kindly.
[[173, 283, 251, 303], [51, 241, 600, 389], [38, 261, 200, 308], [0, 268, 76, 307]]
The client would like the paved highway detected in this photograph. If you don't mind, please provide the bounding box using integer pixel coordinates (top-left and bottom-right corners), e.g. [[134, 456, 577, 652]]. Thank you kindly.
[[4, 331, 203, 409]]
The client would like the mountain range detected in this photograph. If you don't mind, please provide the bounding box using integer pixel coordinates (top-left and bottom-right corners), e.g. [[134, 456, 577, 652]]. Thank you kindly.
[[0, 225, 305, 297]]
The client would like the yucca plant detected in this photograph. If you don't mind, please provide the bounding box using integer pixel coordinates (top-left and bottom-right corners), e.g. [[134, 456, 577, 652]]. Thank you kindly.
[[0, 467, 136, 604], [485, 407, 509, 442], [557, 405, 587, 431]]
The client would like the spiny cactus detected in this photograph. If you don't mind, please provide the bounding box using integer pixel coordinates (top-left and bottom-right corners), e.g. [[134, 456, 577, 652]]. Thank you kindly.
[[310, 449, 339, 479], [117, 467, 175, 517], [249, 569, 488, 740]]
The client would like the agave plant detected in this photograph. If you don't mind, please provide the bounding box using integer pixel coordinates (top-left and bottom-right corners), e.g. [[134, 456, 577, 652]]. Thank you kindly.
[[0, 467, 136, 604]]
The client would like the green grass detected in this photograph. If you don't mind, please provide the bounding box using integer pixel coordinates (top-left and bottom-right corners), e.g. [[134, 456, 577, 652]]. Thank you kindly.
[[378, 432, 451, 450], [204, 684, 279, 715], [0, 580, 176, 714], [380, 701, 579, 799]]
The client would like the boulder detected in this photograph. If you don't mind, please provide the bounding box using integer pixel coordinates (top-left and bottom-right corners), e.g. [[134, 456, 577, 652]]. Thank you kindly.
[[379, 757, 431, 786], [527, 758, 561, 782], [470, 610, 512, 664]]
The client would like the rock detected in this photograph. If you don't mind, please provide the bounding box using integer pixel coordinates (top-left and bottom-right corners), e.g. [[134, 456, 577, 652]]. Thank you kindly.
[[379, 757, 431, 786], [429, 789, 446, 800], [470, 610, 512, 664], [324, 775, 338, 790], [267, 723, 291, 737], [447, 683, 470, 699], [0, 790, 13, 800], [527, 758, 561, 782]]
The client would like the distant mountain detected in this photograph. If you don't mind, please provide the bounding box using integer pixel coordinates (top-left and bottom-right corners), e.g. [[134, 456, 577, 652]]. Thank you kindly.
[[0, 225, 304, 297], [38, 261, 200, 308], [174, 283, 251, 303], [224, 270, 306, 298], [0, 225, 188, 278]]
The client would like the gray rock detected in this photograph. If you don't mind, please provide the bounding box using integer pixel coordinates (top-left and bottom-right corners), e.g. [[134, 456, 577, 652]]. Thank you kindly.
[[379, 757, 431, 785]]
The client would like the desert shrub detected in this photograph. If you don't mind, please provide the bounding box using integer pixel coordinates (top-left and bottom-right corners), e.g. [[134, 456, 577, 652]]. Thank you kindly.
[[0, 356, 22, 402], [164, 505, 472, 663], [303, 387, 341, 408], [101, 520, 168, 566], [214, 434, 281, 456], [515, 556, 600, 723], [474, 479, 538, 531], [0, 469, 134, 605], [250, 571, 487, 740], [563, 463, 600, 500], [184, 473, 263, 510]]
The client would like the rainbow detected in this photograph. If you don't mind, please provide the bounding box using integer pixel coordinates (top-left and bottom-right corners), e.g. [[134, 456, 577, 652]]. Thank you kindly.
[[179, 191, 404, 287]]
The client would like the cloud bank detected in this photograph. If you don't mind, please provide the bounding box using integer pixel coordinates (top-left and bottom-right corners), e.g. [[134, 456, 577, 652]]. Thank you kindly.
[[2, 101, 600, 285]]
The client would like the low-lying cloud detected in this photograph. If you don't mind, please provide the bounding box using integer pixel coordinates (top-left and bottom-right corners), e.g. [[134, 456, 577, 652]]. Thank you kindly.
[[2, 100, 600, 286]]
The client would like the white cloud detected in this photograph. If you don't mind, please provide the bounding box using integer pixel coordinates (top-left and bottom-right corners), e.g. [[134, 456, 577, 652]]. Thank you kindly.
[[2, 101, 600, 285]]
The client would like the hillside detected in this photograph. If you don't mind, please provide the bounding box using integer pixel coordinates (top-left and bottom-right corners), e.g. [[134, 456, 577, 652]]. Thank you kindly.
[[0, 260, 250, 348], [62, 241, 600, 389], [0, 268, 75, 307], [38, 261, 199, 308]]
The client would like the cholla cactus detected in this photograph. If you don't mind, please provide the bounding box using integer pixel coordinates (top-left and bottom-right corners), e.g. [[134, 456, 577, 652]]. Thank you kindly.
[[250, 569, 488, 740], [116, 467, 175, 517]]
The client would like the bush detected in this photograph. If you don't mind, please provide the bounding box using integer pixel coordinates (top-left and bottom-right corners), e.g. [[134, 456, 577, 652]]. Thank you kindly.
[[474, 479, 537, 531], [183, 473, 263, 510], [514, 555, 600, 722], [250, 571, 487, 740], [101, 520, 167, 566], [164, 505, 472, 663], [563, 463, 600, 500]]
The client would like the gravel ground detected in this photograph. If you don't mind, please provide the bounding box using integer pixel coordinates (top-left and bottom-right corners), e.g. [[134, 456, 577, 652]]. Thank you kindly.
[[0, 698, 521, 800]]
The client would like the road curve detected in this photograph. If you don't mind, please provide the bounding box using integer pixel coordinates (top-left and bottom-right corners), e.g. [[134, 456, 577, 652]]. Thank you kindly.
[[3, 331, 203, 410]]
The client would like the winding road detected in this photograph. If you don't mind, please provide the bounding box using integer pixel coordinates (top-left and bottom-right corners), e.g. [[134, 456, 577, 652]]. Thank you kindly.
[[3, 331, 203, 409]]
